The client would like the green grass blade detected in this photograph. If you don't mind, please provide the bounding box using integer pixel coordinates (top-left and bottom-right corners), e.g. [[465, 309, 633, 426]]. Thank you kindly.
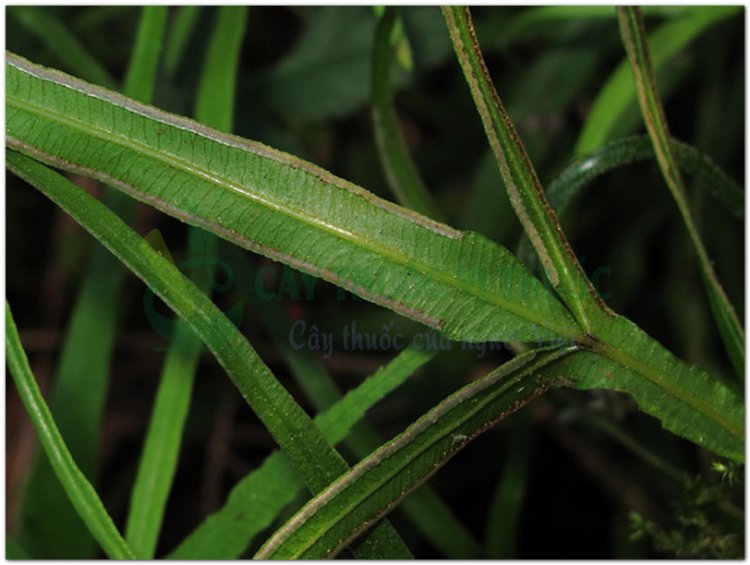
[[484, 411, 531, 558], [6, 52, 581, 345], [164, 6, 203, 76], [124, 8, 246, 558], [517, 135, 744, 269], [256, 346, 577, 559], [576, 6, 739, 155], [371, 7, 444, 220], [16, 242, 124, 558], [168, 347, 431, 559], [194, 7, 247, 133], [442, 6, 600, 333], [122, 6, 167, 104], [6, 302, 135, 560], [616, 6, 743, 380], [7, 6, 117, 89], [578, 312, 743, 462], [15, 12, 166, 557], [6, 151, 412, 560]]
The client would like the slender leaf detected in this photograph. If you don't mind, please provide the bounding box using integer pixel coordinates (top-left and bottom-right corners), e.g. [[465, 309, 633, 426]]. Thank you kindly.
[[517, 135, 744, 270], [617, 6, 743, 379], [7, 6, 117, 89], [371, 7, 444, 220], [6, 302, 135, 560], [6, 52, 582, 346], [164, 6, 203, 77], [168, 347, 432, 559], [256, 346, 577, 559], [6, 151, 411, 559], [122, 6, 167, 105], [16, 10, 166, 557], [442, 6, 600, 333], [124, 8, 246, 558], [193, 6, 247, 134], [576, 6, 739, 155]]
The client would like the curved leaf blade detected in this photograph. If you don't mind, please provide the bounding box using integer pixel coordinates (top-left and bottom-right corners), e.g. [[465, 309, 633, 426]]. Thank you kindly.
[[6, 302, 135, 560], [517, 135, 744, 270], [5, 52, 580, 345]]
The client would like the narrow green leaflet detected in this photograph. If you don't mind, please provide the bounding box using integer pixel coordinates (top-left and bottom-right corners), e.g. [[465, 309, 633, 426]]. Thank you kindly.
[[517, 135, 744, 270], [6, 302, 135, 560], [169, 348, 433, 559], [576, 6, 739, 155], [7, 150, 412, 559], [442, 6, 599, 333], [193, 6, 247, 134], [371, 7, 444, 220], [6, 52, 580, 345], [617, 6, 743, 380], [122, 6, 167, 104], [17, 10, 166, 558], [124, 8, 246, 558], [8, 6, 117, 89], [164, 6, 203, 76], [256, 346, 577, 559]]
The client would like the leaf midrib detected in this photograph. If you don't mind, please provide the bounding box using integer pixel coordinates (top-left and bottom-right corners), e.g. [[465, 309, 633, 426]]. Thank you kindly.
[[7, 92, 580, 341]]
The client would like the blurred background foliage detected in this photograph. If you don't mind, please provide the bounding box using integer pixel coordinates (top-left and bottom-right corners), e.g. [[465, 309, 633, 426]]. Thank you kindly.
[[6, 6, 744, 559]]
